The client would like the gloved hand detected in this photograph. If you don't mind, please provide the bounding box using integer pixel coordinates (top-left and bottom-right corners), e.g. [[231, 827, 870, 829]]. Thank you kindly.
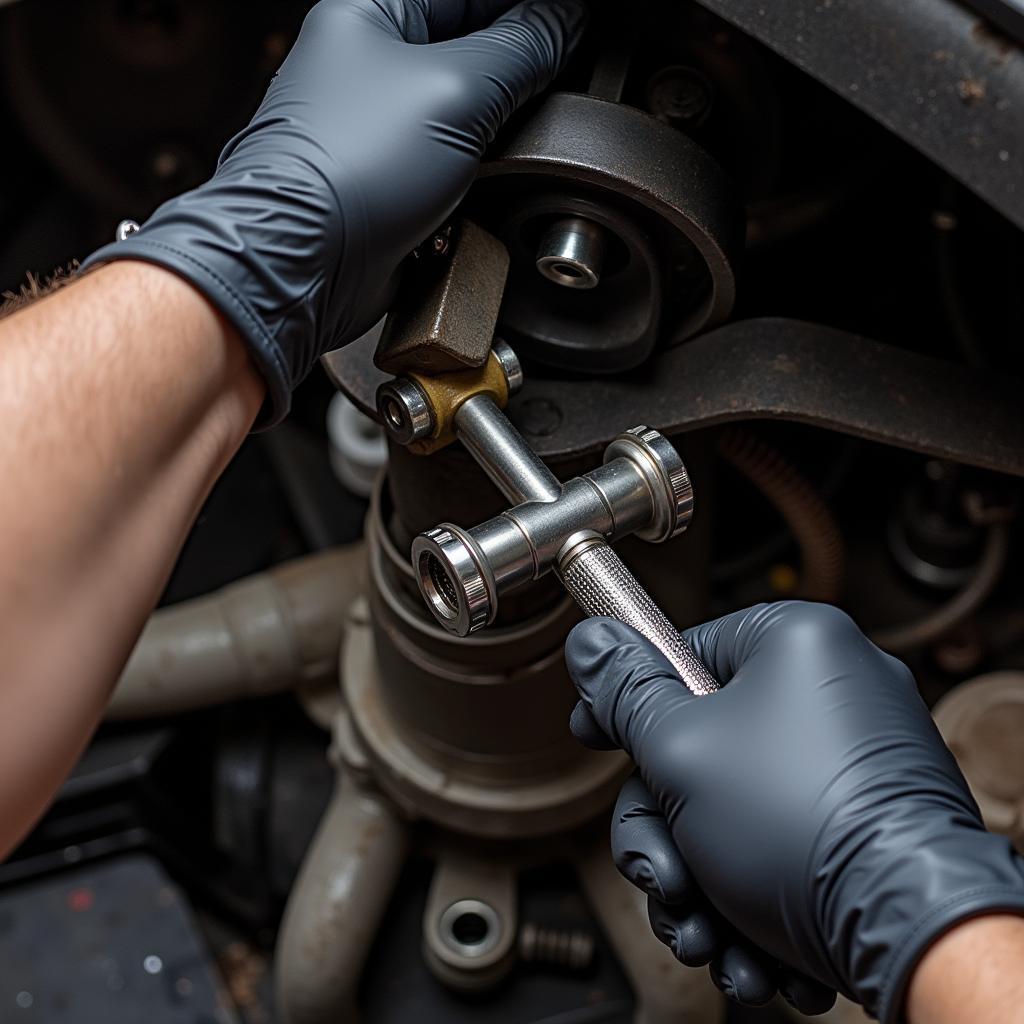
[[567, 602, 1024, 1022], [84, 0, 585, 425]]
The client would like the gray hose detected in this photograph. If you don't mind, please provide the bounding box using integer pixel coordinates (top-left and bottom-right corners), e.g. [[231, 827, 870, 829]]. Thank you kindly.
[[872, 523, 1009, 654], [274, 775, 408, 1024], [107, 544, 365, 719]]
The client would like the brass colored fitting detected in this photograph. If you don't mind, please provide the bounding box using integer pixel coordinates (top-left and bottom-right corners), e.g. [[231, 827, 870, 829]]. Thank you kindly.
[[403, 348, 511, 455]]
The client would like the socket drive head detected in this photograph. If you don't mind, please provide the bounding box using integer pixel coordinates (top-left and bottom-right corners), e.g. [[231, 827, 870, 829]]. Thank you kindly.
[[411, 525, 497, 636], [604, 426, 694, 543], [376, 378, 434, 445]]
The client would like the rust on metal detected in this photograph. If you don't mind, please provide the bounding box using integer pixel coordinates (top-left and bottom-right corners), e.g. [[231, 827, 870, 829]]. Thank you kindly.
[[374, 220, 510, 376]]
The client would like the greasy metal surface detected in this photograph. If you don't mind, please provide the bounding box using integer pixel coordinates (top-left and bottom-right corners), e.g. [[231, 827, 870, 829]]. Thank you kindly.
[[691, 0, 1024, 229], [375, 221, 509, 375], [344, 607, 629, 836], [324, 317, 1024, 475]]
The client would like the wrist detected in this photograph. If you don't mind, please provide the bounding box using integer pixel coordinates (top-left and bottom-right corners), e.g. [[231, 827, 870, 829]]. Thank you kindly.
[[99, 260, 265, 451], [823, 819, 1024, 1023], [907, 914, 1024, 1024], [82, 151, 344, 427]]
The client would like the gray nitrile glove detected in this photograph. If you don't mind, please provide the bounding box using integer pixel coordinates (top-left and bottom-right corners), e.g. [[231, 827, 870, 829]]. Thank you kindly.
[[566, 603, 1024, 1022], [84, 0, 585, 424]]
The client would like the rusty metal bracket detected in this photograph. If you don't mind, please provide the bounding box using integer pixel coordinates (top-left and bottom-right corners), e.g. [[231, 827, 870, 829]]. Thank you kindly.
[[324, 317, 1024, 476], [375, 220, 509, 376], [690, 0, 1024, 230]]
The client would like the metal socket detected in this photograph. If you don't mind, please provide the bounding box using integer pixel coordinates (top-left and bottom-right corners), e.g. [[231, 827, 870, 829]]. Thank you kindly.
[[412, 426, 693, 637], [604, 426, 694, 542], [414, 525, 497, 636], [536, 217, 607, 290]]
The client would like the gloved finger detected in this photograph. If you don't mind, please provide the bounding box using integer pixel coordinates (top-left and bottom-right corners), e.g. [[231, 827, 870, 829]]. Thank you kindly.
[[565, 618, 700, 756], [710, 943, 777, 1007], [611, 774, 692, 903], [680, 603, 773, 684], [569, 699, 617, 750], [647, 897, 721, 968], [428, 0, 556, 38], [317, 0, 578, 46], [683, 601, 878, 692], [442, 0, 587, 132], [778, 969, 838, 1016]]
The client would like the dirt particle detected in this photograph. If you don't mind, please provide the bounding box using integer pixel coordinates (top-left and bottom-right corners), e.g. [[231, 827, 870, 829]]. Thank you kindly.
[[971, 20, 1013, 64], [957, 77, 987, 104]]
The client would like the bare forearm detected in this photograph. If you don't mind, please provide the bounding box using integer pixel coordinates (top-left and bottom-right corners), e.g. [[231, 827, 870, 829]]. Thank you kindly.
[[907, 915, 1024, 1024], [0, 261, 263, 855]]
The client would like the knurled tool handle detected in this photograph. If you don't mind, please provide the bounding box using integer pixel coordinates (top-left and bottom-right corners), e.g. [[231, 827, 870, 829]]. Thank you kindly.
[[559, 538, 720, 698]]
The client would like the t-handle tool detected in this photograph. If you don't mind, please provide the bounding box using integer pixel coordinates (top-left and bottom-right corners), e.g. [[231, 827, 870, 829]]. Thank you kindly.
[[376, 340, 718, 698]]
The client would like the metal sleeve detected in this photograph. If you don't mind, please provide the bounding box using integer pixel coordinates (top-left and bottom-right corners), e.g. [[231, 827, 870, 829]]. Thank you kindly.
[[559, 541, 719, 697]]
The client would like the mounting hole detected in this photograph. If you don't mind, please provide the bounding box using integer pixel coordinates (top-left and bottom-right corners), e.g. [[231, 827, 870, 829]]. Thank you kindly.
[[451, 912, 489, 946], [553, 263, 583, 280], [438, 899, 502, 959], [382, 396, 406, 432], [536, 254, 601, 290]]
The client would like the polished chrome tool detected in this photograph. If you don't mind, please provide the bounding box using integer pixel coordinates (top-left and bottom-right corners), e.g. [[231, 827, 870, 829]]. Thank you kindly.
[[377, 342, 718, 697]]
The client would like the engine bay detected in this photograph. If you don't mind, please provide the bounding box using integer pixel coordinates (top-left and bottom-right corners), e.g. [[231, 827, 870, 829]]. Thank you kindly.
[[1, 1, 1022, 1022]]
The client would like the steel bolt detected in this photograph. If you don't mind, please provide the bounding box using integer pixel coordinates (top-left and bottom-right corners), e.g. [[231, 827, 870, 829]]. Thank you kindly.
[[518, 922, 596, 973], [646, 64, 714, 129]]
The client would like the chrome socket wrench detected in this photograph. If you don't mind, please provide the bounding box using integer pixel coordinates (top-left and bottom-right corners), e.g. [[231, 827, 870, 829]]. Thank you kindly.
[[377, 342, 718, 697]]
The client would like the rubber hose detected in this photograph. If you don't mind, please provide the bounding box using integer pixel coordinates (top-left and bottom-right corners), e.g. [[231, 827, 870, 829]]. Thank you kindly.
[[717, 428, 846, 603], [107, 544, 365, 719]]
